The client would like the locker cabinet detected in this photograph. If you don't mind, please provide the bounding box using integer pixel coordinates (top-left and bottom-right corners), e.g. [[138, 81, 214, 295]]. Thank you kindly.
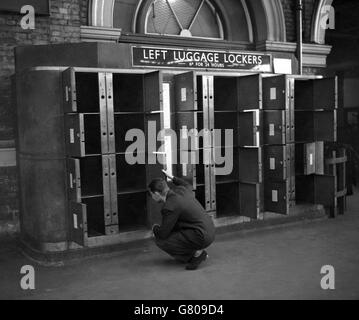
[[63, 68, 165, 245], [17, 65, 341, 253], [295, 78, 337, 111]]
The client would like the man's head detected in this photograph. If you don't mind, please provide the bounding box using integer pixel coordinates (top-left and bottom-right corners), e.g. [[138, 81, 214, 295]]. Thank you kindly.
[[148, 178, 170, 203]]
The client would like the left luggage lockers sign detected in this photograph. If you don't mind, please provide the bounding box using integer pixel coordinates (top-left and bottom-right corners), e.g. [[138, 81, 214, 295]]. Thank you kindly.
[[62, 68, 164, 246]]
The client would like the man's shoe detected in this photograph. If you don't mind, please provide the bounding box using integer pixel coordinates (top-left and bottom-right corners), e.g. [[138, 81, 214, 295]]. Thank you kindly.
[[185, 251, 208, 270]]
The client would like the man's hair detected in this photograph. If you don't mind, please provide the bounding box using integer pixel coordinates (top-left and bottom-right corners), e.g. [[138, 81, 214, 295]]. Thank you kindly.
[[148, 178, 168, 194]]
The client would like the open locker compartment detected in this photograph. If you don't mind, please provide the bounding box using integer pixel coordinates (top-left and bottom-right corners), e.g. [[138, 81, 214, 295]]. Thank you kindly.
[[216, 182, 240, 218], [116, 154, 147, 193], [294, 77, 337, 111], [67, 155, 114, 238], [214, 112, 238, 147], [117, 192, 148, 232], [112, 73, 144, 112], [296, 175, 335, 209], [295, 110, 337, 143], [114, 113, 145, 153], [214, 146, 239, 184], [213, 76, 239, 111], [62, 68, 101, 113], [239, 183, 261, 219]]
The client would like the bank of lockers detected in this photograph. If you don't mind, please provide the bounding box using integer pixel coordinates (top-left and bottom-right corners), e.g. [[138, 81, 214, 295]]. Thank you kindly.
[[63, 68, 164, 245], [62, 70, 339, 245]]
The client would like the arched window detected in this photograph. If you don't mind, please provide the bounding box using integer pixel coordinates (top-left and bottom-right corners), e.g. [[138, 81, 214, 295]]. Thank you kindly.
[[145, 0, 224, 39]]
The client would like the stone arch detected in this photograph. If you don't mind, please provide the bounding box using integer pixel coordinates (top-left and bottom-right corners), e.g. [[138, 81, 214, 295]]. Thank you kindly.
[[87, 0, 286, 43], [245, 0, 286, 42], [311, 0, 334, 44]]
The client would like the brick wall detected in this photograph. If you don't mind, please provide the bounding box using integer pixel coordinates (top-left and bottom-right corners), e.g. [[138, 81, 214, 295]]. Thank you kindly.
[[281, 0, 317, 43]]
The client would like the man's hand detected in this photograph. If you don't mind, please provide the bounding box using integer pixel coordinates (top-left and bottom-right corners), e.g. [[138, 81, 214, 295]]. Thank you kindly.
[[162, 169, 174, 181], [152, 224, 160, 237]]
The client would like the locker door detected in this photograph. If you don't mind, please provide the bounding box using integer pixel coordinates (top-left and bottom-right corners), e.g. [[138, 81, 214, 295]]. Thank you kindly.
[[296, 142, 316, 175], [262, 75, 288, 110], [69, 201, 87, 246], [62, 67, 77, 113], [238, 110, 261, 147], [174, 71, 197, 111], [239, 148, 263, 184], [67, 158, 81, 202], [237, 74, 262, 111], [144, 71, 163, 112], [65, 114, 85, 157], [263, 111, 286, 145], [264, 181, 290, 215], [264, 145, 287, 180]]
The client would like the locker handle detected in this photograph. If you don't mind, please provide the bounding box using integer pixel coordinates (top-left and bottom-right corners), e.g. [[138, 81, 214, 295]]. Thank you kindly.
[[65, 86, 69, 102]]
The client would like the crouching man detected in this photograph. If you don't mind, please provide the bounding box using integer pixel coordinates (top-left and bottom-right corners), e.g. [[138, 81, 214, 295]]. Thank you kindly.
[[148, 170, 215, 270]]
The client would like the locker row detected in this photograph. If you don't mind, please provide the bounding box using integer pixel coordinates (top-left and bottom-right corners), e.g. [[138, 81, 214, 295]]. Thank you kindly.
[[62, 70, 337, 114]]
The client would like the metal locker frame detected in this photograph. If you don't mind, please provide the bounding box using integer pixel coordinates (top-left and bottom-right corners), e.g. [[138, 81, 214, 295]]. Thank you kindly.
[[202, 75, 215, 213], [105, 73, 116, 154]]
